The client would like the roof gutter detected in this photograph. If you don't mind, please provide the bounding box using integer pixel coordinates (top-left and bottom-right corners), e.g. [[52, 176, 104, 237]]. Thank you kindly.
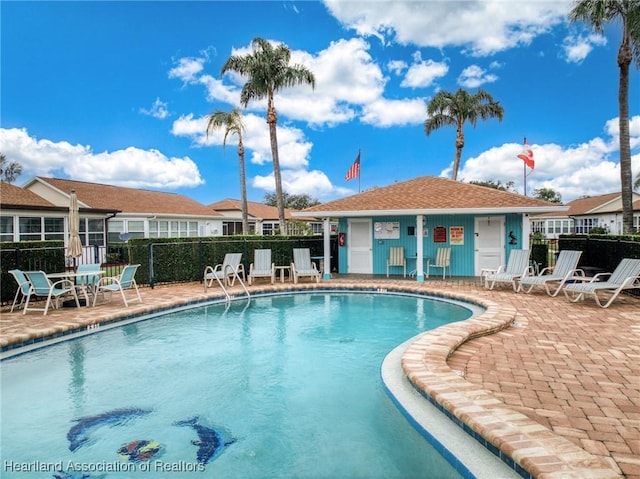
[[293, 205, 569, 218]]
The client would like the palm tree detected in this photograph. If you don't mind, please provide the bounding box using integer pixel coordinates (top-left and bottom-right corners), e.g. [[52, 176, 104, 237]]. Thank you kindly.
[[424, 88, 504, 181], [206, 108, 249, 235], [221, 37, 315, 234], [0, 153, 23, 184], [634, 171, 640, 190], [570, 0, 640, 234]]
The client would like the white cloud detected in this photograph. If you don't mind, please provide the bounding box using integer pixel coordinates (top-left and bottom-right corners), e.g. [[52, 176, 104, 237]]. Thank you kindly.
[[400, 52, 449, 88], [0, 128, 203, 189], [322, 0, 569, 56], [457, 115, 640, 201], [139, 97, 170, 119], [168, 56, 206, 83], [361, 97, 427, 127], [562, 32, 607, 63], [457, 64, 498, 88]]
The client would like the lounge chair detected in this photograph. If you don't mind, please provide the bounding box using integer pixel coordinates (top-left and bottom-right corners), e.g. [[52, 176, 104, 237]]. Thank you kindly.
[[386, 247, 406, 278], [93, 264, 142, 307], [204, 253, 245, 291], [563, 258, 640, 308], [427, 247, 451, 279], [23, 270, 79, 315], [520, 250, 583, 297], [291, 248, 320, 284], [248, 249, 275, 285], [9, 269, 31, 312], [484, 249, 530, 291]]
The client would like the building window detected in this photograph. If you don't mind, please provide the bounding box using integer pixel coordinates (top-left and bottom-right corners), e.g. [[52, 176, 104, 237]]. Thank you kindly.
[[262, 222, 277, 236], [108, 220, 124, 243], [127, 221, 145, 239], [44, 217, 65, 241], [0, 216, 14, 242], [223, 221, 244, 235], [633, 214, 640, 232], [86, 219, 105, 246], [19, 217, 42, 241], [575, 217, 598, 234]]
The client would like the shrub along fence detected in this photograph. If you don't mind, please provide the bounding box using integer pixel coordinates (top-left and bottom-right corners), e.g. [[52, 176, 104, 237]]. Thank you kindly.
[[1, 236, 337, 305]]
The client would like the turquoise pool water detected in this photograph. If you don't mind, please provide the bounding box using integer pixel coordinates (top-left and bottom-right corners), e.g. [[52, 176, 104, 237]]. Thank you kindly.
[[1, 292, 474, 478]]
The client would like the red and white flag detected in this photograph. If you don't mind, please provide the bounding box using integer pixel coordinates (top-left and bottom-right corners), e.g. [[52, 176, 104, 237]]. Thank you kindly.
[[517, 138, 535, 169], [345, 151, 360, 181]]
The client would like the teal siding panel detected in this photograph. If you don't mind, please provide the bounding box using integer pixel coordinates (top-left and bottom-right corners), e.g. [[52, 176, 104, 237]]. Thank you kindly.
[[335, 213, 524, 277]]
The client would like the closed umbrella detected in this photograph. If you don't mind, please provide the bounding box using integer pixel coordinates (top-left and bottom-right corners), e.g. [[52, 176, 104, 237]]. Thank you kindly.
[[66, 189, 83, 267]]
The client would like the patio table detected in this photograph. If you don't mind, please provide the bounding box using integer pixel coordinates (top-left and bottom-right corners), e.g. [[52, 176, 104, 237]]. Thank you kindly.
[[47, 270, 105, 306]]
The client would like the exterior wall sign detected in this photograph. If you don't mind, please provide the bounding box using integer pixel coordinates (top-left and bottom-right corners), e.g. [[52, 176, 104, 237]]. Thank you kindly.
[[433, 226, 447, 243], [450, 226, 464, 245]]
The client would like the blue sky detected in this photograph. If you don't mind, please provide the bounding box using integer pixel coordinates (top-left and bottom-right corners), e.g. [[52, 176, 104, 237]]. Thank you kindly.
[[1, 0, 639, 206]]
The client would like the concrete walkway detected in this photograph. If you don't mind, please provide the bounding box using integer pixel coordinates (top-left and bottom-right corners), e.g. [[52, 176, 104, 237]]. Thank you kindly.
[[1, 277, 638, 478]]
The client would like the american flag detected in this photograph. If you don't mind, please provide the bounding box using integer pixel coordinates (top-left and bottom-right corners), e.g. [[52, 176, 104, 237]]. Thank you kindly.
[[345, 151, 361, 181]]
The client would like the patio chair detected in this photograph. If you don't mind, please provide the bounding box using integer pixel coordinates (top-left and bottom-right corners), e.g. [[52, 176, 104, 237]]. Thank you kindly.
[[484, 249, 530, 291], [9, 269, 31, 312], [427, 247, 451, 279], [248, 249, 275, 285], [291, 248, 321, 284], [23, 270, 79, 315], [519, 250, 583, 297], [386, 247, 406, 278], [93, 264, 142, 307], [204, 253, 245, 291], [563, 258, 640, 308]]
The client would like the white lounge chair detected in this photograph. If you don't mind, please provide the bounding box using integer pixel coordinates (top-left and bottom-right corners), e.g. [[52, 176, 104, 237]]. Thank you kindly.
[[93, 264, 142, 307], [484, 249, 530, 291], [520, 250, 583, 297], [248, 249, 275, 285], [386, 247, 406, 278], [23, 270, 79, 315], [291, 248, 320, 284], [204, 253, 245, 291], [563, 258, 640, 308], [427, 247, 451, 279]]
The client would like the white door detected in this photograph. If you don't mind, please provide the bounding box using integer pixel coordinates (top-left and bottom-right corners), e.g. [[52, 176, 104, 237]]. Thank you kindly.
[[348, 219, 372, 274], [474, 216, 504, 274]]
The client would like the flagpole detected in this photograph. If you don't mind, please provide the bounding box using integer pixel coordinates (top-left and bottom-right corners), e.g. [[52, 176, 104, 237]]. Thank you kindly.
[[358, 149, 361, 193], [523, 137, 527, 196]]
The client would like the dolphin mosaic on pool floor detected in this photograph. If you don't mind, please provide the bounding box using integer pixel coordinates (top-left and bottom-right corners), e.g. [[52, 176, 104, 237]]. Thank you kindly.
[[1, 277, 638, 479]]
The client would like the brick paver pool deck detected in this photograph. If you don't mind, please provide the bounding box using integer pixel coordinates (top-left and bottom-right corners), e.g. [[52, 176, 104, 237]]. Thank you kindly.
[[1, 276, 638, 479]]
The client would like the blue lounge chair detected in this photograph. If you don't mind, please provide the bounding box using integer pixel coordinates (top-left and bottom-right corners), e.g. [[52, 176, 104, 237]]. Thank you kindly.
[[93, 264, 142, 307], [9, 269, 31, 312], [23, 270, 79, 315]]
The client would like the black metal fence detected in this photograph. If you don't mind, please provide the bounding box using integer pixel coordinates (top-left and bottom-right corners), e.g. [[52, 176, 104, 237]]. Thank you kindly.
[[1, 236, 337, 305], [2, 234, 638, 305]]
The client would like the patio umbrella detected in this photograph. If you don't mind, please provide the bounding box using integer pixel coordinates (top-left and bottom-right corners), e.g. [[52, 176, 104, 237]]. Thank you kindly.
[[66, 189, 83, 268]]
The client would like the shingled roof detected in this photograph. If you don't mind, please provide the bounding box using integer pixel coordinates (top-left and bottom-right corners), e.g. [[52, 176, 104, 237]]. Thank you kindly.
[[30, 177, 221, 217], [209, 198, 292, 220], [298, 176, 565, 217], [535, 192, 640, 218], [0, 181, 57, 208]]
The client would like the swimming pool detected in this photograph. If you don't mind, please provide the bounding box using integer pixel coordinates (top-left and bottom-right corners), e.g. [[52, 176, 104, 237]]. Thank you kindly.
[[2, 291, 476, 478]]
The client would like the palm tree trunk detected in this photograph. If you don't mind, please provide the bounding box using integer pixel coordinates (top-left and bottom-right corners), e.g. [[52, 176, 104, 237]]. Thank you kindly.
[[452, 126, 465, 181], [267, 96, 286, 235], [618, 41, 633, 234], [238, 139, 248, 235]]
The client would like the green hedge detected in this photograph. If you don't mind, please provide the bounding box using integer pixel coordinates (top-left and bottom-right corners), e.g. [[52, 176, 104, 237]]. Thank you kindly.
[[1, 241, 66, 304]]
